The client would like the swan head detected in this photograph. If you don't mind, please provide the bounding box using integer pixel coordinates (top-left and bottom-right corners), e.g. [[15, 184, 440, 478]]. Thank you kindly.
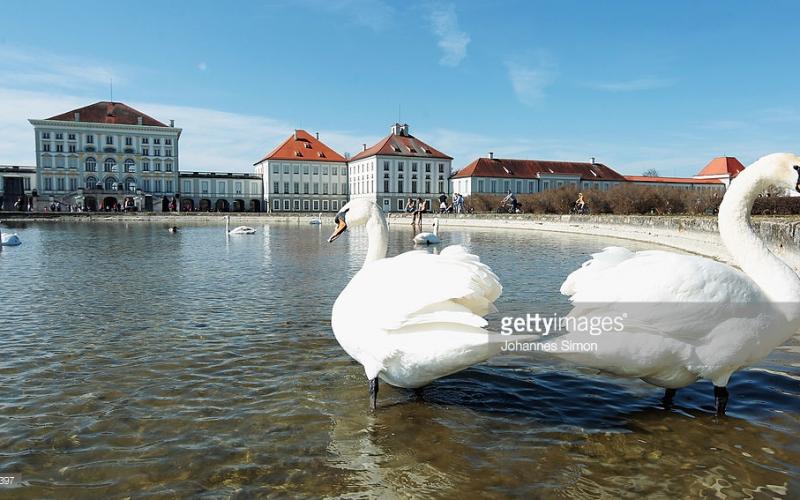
[[328, 198, 378, 242], [751, 152, 800, 193]]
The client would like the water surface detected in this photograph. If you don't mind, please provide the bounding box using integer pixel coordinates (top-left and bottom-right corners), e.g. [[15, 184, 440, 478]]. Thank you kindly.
[[0, 219, 797, 498]]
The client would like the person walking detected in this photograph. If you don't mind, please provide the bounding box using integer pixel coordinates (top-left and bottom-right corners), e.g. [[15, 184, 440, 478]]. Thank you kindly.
[[412, 197, 426, 225]]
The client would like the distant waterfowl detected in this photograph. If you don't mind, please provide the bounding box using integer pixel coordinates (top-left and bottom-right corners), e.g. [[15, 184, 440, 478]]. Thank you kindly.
[[310, 213, 322, 225], [328, 199, 502, 409], [1, 231, 21, 246], [554, 153, 800, 416], [413, 218, 441, 245], [168, 226, 179, 233], [225, 215, 256, 235]]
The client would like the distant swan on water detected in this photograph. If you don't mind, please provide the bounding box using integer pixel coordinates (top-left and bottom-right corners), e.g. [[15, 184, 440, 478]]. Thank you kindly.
[[0, 228, 21, 246], [413, 218, 441, 245], [225, 215, 256, 235], [310, 213, 322, 225], [553, 153, 800, 415], [328, 199, 502, 409]]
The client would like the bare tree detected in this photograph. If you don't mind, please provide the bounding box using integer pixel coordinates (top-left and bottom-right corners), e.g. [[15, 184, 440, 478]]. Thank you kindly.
[[642, 168, 660, 177]]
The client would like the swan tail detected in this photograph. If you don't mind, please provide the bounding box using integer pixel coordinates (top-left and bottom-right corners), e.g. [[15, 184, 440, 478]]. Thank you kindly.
[[560, 246, 635, 297]]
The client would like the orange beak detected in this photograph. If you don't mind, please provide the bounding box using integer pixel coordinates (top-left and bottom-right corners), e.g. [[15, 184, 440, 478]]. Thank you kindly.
[[328, 215, 347, 242]]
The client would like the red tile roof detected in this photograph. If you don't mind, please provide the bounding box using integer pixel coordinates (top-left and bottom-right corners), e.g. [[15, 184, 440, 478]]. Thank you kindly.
[[254, 129, 346, 164], [695, 156, 745, 178], [349, 132, 452, 162], [46, 101, 168, 127], [452, 157, 626, 181], [624, 175, 724, 184]]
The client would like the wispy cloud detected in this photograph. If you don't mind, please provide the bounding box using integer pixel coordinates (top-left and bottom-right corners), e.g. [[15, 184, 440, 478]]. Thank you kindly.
[[428, 3, 470, 67], [505, 51, 556, 106], [586, 77, 677, 92], [0, 44, 123, 92]]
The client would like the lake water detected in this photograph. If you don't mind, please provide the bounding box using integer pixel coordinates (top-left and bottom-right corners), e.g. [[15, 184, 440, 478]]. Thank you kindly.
[[0, 219, 798, 498]]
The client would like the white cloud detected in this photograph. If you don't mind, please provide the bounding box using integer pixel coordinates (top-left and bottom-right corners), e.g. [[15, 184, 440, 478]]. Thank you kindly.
[[586, 77, 677, 92], [197, 62, 208, 71], [505, 52, 556, 106], [428, 3, 470, 67]]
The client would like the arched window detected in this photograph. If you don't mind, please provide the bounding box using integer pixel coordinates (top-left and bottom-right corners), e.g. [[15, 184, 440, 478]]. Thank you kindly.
[[124, 159, 135, 173], [104, 158, 116, 172], [84, 157, 96, 172], [85, 176, 98, 189], [124, 177, 136, 192], [104, 176, 118, 191]]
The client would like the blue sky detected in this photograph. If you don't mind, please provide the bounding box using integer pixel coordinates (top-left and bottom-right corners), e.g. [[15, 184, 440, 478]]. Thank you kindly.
[[1, 0, 799, 176]]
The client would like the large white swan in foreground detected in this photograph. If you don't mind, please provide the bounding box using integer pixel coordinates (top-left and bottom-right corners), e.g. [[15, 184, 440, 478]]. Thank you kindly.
[[224, 215, 255, 235], [555, 153, 800, 415], [328, 199, 502, 409], [413, 218, 441, 245]]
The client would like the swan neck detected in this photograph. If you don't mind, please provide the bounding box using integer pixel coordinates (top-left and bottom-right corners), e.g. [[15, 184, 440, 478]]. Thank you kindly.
[[718, 168, 800, 317], [364, 206, 389, 265]]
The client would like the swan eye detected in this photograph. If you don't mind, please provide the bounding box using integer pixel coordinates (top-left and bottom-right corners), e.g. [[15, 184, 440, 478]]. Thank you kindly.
[[794, 165, 800, 172]]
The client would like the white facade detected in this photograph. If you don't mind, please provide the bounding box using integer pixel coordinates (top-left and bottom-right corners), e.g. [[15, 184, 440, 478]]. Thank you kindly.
[[258, 159, 348, 212], [180, 172, 263, 211], [29, 110, 181, 211]]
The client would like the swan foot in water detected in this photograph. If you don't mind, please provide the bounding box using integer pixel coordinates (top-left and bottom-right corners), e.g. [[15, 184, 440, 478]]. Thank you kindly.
[[662, 388, 677, 409], [714, 386, 729, 416], [369, 378, 379, 410]]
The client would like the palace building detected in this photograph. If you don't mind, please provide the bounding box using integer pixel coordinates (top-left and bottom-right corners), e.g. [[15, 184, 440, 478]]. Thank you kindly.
[[254, 130, 348, 213], [347, 123, 452, 212], [179, 171, 263, 212], [29, 101, 181, 211]]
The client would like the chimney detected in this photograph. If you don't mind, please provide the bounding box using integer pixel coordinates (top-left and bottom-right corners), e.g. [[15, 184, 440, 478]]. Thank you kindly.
[[315, 132, 319, 140], [489, 152, 494, 160], [137, 116, 143, 126], [170, 119, 174, 127], [74, 112, 80, 122], [362, 144, 367, 152], [590, 156, 596, 164], [391, 123, 401, 136], [294, 130, 298, 140], [402, 123, 409, 136]]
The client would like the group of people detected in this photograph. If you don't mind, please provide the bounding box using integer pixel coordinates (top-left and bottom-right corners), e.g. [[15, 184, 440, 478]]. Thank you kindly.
[[405, 197, 427, 224]]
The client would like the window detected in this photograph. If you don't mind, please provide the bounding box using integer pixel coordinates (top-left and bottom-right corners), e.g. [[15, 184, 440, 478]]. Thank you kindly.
[[332, 183, 337, 195], [294, 200, 300, 210], [323, 166, 328, 175], [55, 133, 63, 140], [478, 180, 485, 192], [398, 162, 404, 171], [235, 182, 242, 194], [104, 158, 116, 172], [68, 134, 76, 141], [124, 159, 135, 173], [125, 137, 132, 146], [143, 161, 150, 172], [332, 200, 339, 211], [283, 199, 290, 210], [383, 174, 390, 192], [398, 199, 405, 211], [143, 179, 151, 191], [303, 165, 309, 175], [183, 181, 191, 193], [313, 166, 319, 175], [273, 182, 279, 193], [273, 199, 281, 211], [397, 178, 403, 193], [438, 163, 444, 173], [155, 180, 163, 193], [56, 144, 63, 152], [272, 164, 279, 174], [283, 182, 289, 194], [166, 162, 173, 172], [85, 158, 96, 172], [86, 135, 94, 144], [166, 180, 173, 192], [412, 162, 418, 172], [142, 148, 149, 156], [56, 177, 65, 191], [44, 177, 52, 190], [323, 183, 328, 195], [106, 136, 113, 145], [142, 138, 149, 144], [303, 182, 309, 194], [313, 200, 319, 211], [68, 145, 76, 153], [294, 165, 300, 174], [491, 180, 497, 192], [323, 200, 329, 211], [85, 176, 97, 189], [425, 180, 430, 193], [24, 178, 30, 189], [313, 183, 319, 194], [294, 182, 299, 194], [542, 181, 549, 190], [56, 156, 65, 168], [342, 183, 347, 195], [154, 148, 160, 156], [165, 138, 172, 145], [201, 181, 209, 194], [42, 132, 50, 139], [332, 166, 337, 175], [43, 144, 51, 152], [284, 164, 290, 174], [154, 161, 161, 171], [165, 148, 172, 156], [218, 182, 225, 194], [425, 163, 431, 173], [528, 181, 535, 193], [154, 138, 161, 145], [303, 200, 310, 211], [411, 177, 417, 193]]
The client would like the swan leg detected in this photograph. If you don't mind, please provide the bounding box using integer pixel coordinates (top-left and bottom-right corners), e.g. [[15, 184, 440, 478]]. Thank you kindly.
[[713, 386, 729, 416], [662, 388, 677, 409], [369, 378, 379, 410]]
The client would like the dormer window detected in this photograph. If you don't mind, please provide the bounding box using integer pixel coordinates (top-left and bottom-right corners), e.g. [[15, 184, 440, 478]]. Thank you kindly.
[[317, 152, 325, 158], [295, 151, 302, 157], [502, 167, 512, 175], [393, 145, 401, 153], [407, 146, 416, 153], [304, 142, 312, 149]]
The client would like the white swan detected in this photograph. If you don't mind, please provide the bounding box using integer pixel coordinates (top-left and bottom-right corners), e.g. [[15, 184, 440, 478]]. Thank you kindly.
[[413, 218, 441, 245], [328, 199, 502, 409], [1, 232, 21, 246], [309, 213, 322, 225], [225, 215, 255, 235], [554, 153, 800, 415]]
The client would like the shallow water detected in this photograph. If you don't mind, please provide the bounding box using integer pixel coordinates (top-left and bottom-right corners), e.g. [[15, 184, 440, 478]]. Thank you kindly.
[[0, 219, 798, 498]]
